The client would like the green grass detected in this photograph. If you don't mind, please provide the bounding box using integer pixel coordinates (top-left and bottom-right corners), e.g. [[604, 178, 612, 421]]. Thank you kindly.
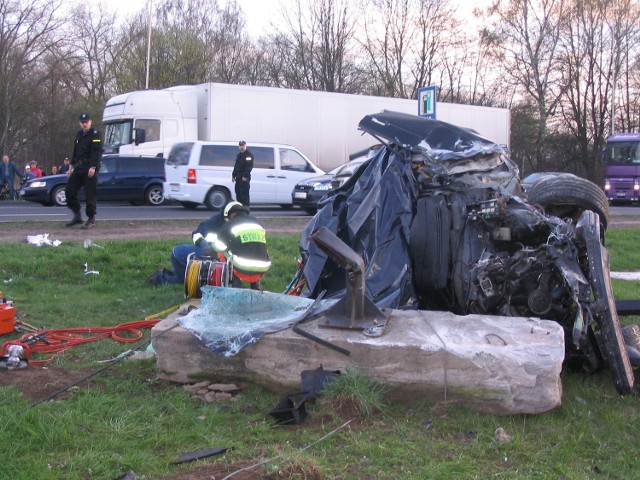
[[0, 229, 639, 479]]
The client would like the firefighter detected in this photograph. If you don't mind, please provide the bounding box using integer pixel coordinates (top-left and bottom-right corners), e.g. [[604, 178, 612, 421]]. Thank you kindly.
[[213, 201, 270, 290]]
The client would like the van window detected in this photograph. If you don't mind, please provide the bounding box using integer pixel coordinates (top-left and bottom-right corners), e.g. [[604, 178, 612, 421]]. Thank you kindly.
[[251, 146, 275, 169], [279, 148, 313, 172], [200, 145, 237, 167], [136, 119, 161, 142], [167, 142, 194, 166], [121, 160, 143, 173]]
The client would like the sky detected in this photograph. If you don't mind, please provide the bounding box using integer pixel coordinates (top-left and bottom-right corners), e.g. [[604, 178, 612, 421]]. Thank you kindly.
[[104, 0, 488, 37], [106, 0, 290, 36]]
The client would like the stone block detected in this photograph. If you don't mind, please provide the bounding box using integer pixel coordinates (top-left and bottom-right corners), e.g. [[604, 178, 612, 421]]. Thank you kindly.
[[152, 306, 564, 415]]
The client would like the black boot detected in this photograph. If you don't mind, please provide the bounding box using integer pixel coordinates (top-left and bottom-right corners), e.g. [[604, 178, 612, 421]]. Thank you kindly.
[[65, 213, 83, 227], [81, 216, 96, 229]]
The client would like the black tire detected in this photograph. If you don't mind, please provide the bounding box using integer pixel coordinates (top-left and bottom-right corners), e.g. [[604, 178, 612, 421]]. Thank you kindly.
[[145, 184, 164, 206], [304, 207, 317, 215], [411, 195, 451, 292], [578, 210, 635, 394], [528, 174, 609, 231], [52, 185, 67, 207], [204, 187, 230, 210], [180, 201, 199, 210], [280, 204, 294, 210]]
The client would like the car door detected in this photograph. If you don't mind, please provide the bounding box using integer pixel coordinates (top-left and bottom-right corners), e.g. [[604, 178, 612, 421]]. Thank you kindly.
[[96, 156, 118, 200], [247, 146, 278, 204]]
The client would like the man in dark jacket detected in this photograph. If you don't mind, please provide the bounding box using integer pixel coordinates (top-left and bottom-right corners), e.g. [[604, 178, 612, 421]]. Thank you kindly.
[[66, 112, 103, 229], [0, 155, 22, 200], [213, 202, 271, 290], [232, 140, 253, 206]]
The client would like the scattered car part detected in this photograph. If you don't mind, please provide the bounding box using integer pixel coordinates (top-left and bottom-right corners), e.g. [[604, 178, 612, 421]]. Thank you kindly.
[[170, 447, 229, 465], [268, 392, 309, 425], [310, 227, 389, 331]]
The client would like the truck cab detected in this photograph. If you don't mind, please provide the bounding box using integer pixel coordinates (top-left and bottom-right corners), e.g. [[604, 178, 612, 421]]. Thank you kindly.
[[604, 132, 640, 203], [102, 88, 198, 158]]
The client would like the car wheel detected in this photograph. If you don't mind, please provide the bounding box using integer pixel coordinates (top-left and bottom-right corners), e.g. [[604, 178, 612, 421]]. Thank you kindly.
[[304, 207, 317, 215], [578, 210, 635, 394], [204, 187, 229, 210], [528, 174, 609, 231], [180, 201, 199, 210], [410, 195, 451, 293], [145, 184, 164, 206], [280, 204, 294, 210], [52, 185, 67, 206]]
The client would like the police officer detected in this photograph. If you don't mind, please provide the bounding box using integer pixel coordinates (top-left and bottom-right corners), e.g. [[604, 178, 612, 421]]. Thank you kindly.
[[66, 112, 102, 229], [232, 140, 253, 206], [213, 201, 270, 290]]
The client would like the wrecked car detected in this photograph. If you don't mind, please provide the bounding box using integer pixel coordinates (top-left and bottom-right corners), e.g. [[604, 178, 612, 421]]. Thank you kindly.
[[295, 110, 636, 395]]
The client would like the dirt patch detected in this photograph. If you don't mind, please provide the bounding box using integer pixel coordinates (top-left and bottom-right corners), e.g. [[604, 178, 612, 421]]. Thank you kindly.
[[0, 217, 310, 243], [0, 365, 95, 403]]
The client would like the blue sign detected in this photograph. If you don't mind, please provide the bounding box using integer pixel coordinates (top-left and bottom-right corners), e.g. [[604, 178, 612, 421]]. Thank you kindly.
[[418, 86, 437, 119]]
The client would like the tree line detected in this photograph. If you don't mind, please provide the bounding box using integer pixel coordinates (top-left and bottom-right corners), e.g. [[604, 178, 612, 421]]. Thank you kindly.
[[1, 0, 637, 183]]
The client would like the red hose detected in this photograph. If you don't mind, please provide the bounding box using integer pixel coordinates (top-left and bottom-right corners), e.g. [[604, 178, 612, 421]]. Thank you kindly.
[[1, 318, 161, 365]]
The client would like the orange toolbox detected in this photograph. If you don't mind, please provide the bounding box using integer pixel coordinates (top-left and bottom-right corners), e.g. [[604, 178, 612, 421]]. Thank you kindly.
[[0, 302, 16, 335]]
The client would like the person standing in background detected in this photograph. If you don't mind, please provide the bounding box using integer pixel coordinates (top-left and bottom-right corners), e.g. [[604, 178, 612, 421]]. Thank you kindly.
[[65, 112, 103, 229], [0, 155, 21, 199], [232, 140, 253, 207], [29, 161, 43, 178], [59, 157, 71, 174]]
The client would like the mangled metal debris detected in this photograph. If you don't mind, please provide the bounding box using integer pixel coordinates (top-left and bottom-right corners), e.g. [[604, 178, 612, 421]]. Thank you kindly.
[[298, 110, 636, 395]]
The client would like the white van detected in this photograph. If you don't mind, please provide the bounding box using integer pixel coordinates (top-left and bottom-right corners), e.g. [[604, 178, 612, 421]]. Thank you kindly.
[[164, 141, 324, 210]]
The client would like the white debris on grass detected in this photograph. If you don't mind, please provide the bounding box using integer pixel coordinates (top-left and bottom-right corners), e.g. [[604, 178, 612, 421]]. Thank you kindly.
[[26, 234, 61, 247]]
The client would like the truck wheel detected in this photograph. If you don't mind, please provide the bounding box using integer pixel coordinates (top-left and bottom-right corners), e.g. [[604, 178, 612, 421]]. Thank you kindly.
[[145, 184, 164, 206], [578, 210, 635, 394], [204, 187, 229, 210], [528, 174, 609, 231], [52, 185, 67, 206]]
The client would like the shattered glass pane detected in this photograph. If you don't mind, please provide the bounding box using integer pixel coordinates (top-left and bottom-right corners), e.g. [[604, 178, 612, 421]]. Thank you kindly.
[[178, 286, 332, 356]]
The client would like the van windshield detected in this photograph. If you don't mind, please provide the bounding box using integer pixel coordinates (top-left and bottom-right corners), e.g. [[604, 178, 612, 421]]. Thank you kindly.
[[167, 142, 194, 166]]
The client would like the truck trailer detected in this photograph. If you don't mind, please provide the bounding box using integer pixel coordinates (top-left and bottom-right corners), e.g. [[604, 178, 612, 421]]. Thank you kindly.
[[102, 82, 510, 170]]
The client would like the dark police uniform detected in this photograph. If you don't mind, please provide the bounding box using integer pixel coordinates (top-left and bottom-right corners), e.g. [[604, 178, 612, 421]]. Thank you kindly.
[[67, 122, 102, 221], [232, 146, 254, 206]]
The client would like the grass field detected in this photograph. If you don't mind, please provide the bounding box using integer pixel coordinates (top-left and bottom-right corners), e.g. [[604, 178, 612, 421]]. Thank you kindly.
[[0, 228, 638, 479]]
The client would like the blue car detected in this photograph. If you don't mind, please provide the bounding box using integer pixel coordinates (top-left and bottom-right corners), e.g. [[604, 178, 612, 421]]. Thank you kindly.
[[20, 155, 166, 207]]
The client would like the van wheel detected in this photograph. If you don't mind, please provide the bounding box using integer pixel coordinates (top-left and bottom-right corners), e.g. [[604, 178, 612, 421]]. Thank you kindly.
[[204, 187, 229, 210], [52, 185, 67, 206], [145, 184, 164, 206]]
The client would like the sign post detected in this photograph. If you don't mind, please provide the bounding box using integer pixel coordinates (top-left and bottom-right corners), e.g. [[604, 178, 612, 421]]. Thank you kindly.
[[418, 86, 437, 119]]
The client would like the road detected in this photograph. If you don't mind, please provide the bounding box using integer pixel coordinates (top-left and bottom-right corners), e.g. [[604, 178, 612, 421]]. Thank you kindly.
[[1, 200, 640, 222], [0, 200, 312, 223]]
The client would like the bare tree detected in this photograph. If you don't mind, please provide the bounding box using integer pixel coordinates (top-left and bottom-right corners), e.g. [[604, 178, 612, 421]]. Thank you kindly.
[[267, 0, 363, 92], [0, 0, 65, 158], [557, 0, 632, 182], [483, 0, 566, 167]]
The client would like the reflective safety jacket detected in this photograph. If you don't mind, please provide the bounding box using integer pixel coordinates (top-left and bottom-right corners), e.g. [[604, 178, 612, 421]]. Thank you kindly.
[[213, 213, 271, 274], [191, 212, 225, 247]]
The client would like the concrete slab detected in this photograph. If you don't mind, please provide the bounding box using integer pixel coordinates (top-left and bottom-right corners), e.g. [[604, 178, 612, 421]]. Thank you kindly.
[[152, 302, 564, 415]]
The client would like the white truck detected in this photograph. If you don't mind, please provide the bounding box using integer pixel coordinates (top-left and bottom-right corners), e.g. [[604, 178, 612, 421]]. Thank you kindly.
[[102, 82, 510, 171]]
